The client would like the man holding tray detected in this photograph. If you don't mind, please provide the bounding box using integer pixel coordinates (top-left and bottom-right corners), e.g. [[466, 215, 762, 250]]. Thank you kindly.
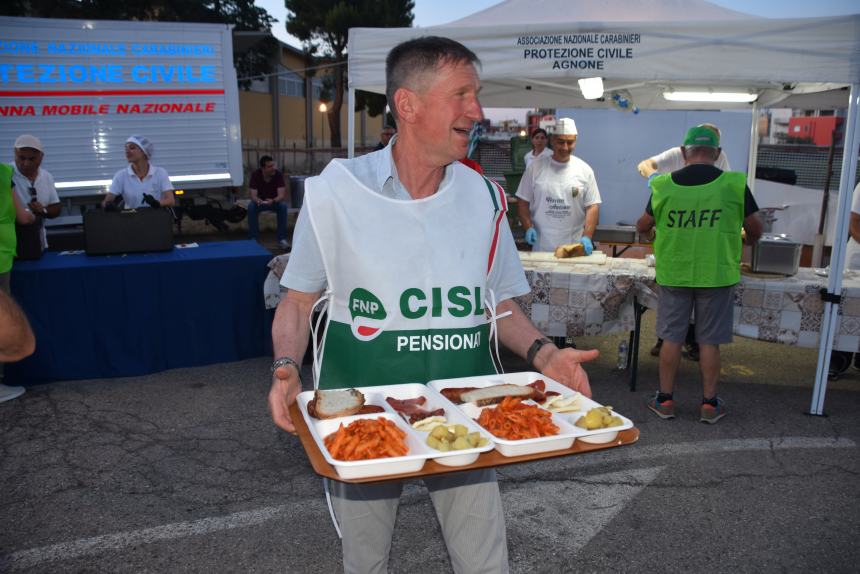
[[268, 36, 599, 574]]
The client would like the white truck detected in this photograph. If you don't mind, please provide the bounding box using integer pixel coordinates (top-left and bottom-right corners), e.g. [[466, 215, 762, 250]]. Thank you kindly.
[[0, 16, 244, 227]]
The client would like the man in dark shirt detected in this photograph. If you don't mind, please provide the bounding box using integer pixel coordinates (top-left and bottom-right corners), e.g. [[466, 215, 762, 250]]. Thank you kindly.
[[373, 125, 396, 151], [637, 126, 762, 425], [248, 156, 290, 249]]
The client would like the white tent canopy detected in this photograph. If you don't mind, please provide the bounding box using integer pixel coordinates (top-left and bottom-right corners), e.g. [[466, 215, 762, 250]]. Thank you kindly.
[[349, 1, 859, 110], [346, 0, 860, 414]]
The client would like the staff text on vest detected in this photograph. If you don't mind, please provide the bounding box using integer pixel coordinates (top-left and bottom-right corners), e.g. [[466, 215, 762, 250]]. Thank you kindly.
[[666, 209, 722, 228]]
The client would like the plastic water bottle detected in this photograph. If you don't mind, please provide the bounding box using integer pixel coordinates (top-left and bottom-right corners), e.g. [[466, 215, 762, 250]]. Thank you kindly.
[[616, 341, 628, 370]]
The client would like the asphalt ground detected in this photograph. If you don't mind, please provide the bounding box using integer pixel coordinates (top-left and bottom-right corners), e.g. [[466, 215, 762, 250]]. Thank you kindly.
[[1, 308, 858, 574]]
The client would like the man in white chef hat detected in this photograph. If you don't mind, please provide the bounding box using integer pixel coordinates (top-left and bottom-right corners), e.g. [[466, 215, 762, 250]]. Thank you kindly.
[[515, 116, 602, 254]]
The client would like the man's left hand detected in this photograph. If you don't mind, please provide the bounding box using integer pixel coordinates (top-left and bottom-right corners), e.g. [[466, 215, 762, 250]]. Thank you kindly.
[[539, 346, 599, 398], [581, 236, 594, 255]]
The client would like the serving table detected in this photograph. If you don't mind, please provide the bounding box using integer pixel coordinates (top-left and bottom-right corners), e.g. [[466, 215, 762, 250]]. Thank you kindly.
[[9, 240, 273, 383], [264, 253, 860, 390]]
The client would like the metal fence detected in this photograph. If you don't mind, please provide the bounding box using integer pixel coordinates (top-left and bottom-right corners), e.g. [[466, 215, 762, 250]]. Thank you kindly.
[[757, 144, 860, 191], [242, 143, 378, 181]]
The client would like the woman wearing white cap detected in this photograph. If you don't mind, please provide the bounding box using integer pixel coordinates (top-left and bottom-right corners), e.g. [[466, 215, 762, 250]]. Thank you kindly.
[[102, 135, 174, 209], [515, 117, 601, 253]]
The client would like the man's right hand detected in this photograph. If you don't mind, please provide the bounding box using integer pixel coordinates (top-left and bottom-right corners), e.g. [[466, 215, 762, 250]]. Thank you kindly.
[[637, 160, 657, 179], [525, 227, 538, 246], [268, 365, 302, 434], [142, 193, 161, 209]]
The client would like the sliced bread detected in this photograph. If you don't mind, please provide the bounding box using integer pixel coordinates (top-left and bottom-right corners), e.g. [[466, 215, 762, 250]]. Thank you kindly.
[[313, 388, 366, 419], [554, 243, 585, 258], [460, 384, 535, 407]]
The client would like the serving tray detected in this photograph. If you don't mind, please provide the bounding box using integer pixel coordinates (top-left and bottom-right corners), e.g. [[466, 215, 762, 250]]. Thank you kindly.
[[291, 374, 638, 484]]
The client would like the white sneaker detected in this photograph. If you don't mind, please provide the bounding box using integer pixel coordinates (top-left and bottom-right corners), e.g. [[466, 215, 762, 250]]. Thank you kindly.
[[0, 383, 25, 403], [278, 239, 291, 250]]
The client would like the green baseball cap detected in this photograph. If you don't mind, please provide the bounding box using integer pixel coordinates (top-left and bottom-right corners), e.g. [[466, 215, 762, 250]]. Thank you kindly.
[[683, 125, 719, 147]]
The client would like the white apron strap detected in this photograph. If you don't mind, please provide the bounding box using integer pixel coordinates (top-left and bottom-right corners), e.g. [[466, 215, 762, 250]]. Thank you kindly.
[[309, 291, 331, 390], [483, 288, 512, 375]]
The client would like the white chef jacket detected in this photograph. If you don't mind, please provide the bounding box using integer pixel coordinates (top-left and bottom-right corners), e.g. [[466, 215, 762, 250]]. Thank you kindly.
[[651, 146, 730, 173], [523, 148, 552, 169], [109, 164, 174, 208], [515, 155, 601, 252]]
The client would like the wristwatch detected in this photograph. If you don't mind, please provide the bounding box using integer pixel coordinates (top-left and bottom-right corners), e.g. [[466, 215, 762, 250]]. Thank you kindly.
[[271, 356, 301, 379], [526, 337, 553, 371]]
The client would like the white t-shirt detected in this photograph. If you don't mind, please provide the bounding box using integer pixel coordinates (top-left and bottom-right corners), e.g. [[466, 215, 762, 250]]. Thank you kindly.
[[651, 146, 730, 173], [12, 165, 60, 249], [845, 182, 860, 270], [515, 155, 602, 252], [282, 141, 529, 302], [109, 164, 174, 208], [523, 148, 552, 169]]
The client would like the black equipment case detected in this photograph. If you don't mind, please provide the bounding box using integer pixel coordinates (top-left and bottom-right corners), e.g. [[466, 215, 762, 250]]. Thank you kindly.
[[84, 209, 174, 255], [15, 221, 44, 260]]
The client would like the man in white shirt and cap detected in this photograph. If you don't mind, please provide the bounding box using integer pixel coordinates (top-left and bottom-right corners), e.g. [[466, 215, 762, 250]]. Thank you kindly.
[[12, 134, 61, 251], [515, 117, 601, 254], [637, 123, 730, 178]]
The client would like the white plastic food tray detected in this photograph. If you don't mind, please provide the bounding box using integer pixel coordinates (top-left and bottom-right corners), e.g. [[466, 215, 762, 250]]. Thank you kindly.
[[377, 383, 494, 467], [296, 383, 494, 479], [563, 395, 634, 444], [428, 372, 586, 457]]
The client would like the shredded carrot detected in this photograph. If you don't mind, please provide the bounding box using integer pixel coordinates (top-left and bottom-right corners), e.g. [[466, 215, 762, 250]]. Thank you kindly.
[[324, 418, 409, 461], [476, 397, 559, 440]]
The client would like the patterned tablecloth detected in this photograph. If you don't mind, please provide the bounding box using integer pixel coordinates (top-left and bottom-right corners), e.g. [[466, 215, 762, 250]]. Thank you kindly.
[[263, 254, 860, 352], [516, 257, 657, 339]]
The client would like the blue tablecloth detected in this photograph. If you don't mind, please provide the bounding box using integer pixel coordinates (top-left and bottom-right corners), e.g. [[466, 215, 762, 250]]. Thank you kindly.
[[8, 240, 273, 383]]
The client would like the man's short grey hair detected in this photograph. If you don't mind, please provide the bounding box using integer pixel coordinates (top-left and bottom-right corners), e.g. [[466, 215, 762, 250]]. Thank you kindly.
[[385, 36, 479, 120], [685, 145, 720, 161]]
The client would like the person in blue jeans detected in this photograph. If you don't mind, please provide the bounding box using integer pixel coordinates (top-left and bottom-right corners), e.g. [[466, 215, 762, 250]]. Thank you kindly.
[[247, 156, 290, 249]]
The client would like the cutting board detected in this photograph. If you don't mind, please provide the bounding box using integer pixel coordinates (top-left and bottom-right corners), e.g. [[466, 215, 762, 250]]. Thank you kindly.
[[519, 251, 608, 265]]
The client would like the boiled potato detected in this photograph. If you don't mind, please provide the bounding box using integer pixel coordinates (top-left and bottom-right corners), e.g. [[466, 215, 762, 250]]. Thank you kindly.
[[426, 424, 488, 451], [452, 436, 470, 450], [577, 407, 623, 430]]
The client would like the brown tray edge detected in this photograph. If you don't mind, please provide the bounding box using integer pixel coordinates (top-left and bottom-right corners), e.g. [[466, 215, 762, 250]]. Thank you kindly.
[[290, 403, 640, 484]]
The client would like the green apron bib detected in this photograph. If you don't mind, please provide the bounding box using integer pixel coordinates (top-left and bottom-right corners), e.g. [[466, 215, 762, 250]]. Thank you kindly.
[[304, 160, 510, 389]]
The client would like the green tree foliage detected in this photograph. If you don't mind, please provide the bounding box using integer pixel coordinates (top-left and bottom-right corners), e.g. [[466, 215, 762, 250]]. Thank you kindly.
[[285, 0, 414, 147], [1, 1, 277, 89]]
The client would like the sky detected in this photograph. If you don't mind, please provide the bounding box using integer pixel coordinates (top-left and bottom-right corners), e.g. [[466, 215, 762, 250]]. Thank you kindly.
[[255, 0, 860, 48], [253, 0, 859, 121]]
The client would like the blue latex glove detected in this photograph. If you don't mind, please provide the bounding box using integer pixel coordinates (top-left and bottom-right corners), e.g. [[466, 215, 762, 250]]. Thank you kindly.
[[525, 227, 538, 246], [581, 236, 594, 255]]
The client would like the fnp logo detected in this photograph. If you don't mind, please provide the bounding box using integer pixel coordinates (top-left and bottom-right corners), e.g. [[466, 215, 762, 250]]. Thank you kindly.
[[349, 288, 387, 341]]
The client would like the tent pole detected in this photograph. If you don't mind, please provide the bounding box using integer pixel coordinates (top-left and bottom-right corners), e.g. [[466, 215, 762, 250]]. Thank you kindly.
[[809, 82, 860, 416], [348, 87, 356, 159], [746, 101, 760, 194]]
